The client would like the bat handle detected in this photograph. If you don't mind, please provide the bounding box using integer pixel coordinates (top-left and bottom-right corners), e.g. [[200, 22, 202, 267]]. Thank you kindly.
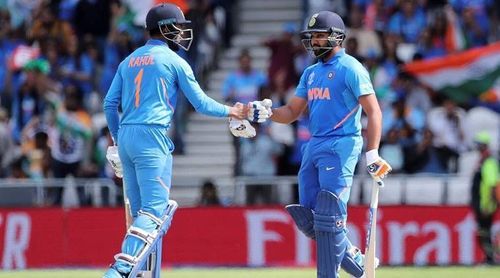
[[374, 178, 384, 187]]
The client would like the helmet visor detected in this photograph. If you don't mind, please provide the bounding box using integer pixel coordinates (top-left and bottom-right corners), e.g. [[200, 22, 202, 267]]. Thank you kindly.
[[159, 22, 193, 51]]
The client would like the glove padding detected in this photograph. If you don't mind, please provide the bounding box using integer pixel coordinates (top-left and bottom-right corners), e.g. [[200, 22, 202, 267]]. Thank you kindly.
[[248, 99, 272, 123], [229, 118, 256, 138], [106, 146, 123, 178], [366, 149, 392, 183]]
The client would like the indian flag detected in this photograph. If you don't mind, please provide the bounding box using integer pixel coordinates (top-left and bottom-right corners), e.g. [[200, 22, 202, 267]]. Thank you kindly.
[[405, 42, 500, 104]]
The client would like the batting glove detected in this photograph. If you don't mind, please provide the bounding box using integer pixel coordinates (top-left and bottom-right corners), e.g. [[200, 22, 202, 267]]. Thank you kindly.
[[106, 146, 123, 178], [229, 117, 256, 138], [366, 149, 392, 183], [248, 99, 272, 123]]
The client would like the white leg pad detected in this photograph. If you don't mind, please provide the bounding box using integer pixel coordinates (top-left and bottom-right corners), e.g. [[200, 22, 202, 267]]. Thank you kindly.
[[123, 200, 178, 278]]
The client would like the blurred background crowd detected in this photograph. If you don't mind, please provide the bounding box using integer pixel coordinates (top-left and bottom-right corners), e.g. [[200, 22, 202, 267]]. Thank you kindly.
[[0, 0, 236, 205], [0, 0, 499, 207]]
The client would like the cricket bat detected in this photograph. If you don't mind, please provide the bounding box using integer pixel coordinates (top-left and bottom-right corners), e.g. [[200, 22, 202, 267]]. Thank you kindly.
[[122, 180, 133, 229], [365, 179, 383, 278]]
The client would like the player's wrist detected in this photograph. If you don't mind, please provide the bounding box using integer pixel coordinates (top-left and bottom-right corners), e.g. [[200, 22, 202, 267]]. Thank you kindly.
[[366, 149, 379, 166], [225, 105, 233, 118]]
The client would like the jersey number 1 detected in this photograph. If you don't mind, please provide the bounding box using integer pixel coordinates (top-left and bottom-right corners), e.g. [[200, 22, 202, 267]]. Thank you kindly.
[[134, 68, 144, 107]]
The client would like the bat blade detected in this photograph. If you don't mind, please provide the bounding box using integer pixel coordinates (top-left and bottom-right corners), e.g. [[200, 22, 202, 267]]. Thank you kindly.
[[365, 180, 381, 278], [122, 180, 133, 229]]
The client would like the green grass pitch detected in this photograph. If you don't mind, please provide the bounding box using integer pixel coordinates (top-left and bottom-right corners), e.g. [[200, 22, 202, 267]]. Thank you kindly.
[[1, 266, 499, 278]]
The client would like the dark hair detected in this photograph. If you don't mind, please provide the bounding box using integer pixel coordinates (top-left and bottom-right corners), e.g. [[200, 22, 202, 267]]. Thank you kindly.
[[239, 48, 251, 59]]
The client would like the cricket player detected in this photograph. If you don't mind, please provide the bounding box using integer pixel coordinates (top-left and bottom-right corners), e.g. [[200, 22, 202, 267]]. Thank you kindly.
[[101, 4, 268, 277], [254, 11, 392, 277]]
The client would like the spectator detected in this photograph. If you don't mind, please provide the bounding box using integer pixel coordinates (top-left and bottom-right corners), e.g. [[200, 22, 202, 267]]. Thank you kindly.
[[416, 8, 448, 59], [57, 35, 96, 100], [262, 22, 300, 91], [20, 117, 50, 179], [461, 5, 489, 48], [364, 0, 392, 34], [197, 179, 221, 206], [403, 128, 447, 173], [0, 108, 16, 177], [195, 6, 221, 88], [382, 95, 423, 138], [345, 37, 364, 63], [0, 9, 24, 107], [11, 59, 53, 143], [427, 98, 467, 173], [470, 131, 499, 264], [387, 0, 427, 44], [29, 3, 74, 53], [46, 83, 93, 206], [222, 48, 267, 104], [380, 128, 404, 173], [240, 124, 283, 205], [347, 5, 382, 58], [375, 34, 404, 108]]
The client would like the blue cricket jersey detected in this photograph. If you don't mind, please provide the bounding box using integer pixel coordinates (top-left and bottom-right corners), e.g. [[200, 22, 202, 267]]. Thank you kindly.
[[295, 49, 374, 137], [103, 39, 229, 142]]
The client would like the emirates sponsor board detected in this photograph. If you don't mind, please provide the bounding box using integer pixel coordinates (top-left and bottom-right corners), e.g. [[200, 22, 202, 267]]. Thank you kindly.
[[0, 206, 498, 269]]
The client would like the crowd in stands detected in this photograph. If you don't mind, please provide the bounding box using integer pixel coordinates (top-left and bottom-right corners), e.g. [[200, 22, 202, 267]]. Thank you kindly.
[[0, 0, 233, 205]]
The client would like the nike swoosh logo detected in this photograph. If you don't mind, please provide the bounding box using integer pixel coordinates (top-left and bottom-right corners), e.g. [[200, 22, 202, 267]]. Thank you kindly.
[[326, 167, 335, 171]]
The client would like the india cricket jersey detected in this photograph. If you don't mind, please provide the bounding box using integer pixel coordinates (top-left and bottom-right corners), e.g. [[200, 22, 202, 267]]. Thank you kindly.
[[295, 49, 374, 137], [296, 49, 376, 208], [104, 39, 229, 141]]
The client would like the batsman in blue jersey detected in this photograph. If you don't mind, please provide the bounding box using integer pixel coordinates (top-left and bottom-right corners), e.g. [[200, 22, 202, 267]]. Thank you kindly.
[[100, 4, 264, 278], [260, 11, 392, 278]]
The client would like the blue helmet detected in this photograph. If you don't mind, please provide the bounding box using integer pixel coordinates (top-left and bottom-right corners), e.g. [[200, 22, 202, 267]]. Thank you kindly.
[[301, 11, 346, 58], [145, 3, 193, 51]]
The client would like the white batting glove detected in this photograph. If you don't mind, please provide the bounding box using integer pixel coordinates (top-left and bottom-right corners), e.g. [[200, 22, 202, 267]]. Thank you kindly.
[[106, 146, 123, 178], [248, 99, 273, 123], [366, 149, 392, 184], [229, 117, 256, 138]]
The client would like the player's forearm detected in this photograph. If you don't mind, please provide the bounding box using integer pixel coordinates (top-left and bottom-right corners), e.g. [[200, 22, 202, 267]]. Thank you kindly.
[[103, 100, 120, 143], [270, 105, 300, 124], [365, 109, 382, 151], [189, 91, 229, 118]]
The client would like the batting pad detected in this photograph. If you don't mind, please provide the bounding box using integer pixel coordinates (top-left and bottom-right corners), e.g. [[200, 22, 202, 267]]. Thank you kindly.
[[314, 190, 348, 278], [286, 204, 316, 239]]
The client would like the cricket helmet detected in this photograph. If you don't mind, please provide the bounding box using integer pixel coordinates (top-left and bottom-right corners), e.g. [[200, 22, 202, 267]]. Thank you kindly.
[[301, 11, 346, 58], [145, 3, 193, 51]]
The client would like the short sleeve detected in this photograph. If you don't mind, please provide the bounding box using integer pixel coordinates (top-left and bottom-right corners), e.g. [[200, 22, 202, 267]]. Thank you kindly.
[[345, 63, 375, 99], [295, 69, 309, 99]]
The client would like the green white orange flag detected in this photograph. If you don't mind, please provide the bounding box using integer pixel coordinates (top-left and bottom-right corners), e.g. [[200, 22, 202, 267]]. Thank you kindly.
[[404, 42, 500, 104]]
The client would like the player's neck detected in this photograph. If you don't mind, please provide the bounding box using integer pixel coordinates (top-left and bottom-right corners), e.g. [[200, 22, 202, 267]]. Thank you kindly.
[[321, 47, 341, 62]]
